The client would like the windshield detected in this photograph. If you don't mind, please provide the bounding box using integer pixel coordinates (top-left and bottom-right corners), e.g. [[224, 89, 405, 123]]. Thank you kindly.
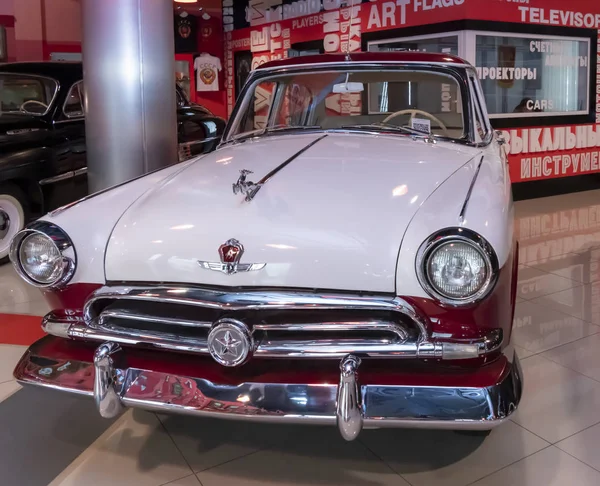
[[227, 68, 466, 142], [0, 74, 58, 116]]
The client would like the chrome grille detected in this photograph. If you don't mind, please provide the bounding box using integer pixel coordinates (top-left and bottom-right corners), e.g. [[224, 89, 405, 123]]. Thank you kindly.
[[80, 287, 421, 358], [39, 286, 502, 361]]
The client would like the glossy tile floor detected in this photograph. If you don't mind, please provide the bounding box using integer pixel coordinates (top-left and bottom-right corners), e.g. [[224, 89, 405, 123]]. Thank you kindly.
[[1, 189, 600, 485]]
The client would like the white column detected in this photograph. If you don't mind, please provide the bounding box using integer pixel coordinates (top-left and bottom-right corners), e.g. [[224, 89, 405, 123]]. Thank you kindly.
[[82, 0, 177, 192]]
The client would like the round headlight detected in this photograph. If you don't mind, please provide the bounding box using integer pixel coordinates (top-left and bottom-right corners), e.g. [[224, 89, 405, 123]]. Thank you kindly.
[[417, 229, 497, 305], [19, 233, 64, 285], [9, 222, 76, 288]]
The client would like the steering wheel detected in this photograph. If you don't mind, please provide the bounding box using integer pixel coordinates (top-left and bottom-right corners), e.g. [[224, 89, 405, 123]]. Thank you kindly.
[[20, 100, 48, 114], [382, 109, 449, 137]]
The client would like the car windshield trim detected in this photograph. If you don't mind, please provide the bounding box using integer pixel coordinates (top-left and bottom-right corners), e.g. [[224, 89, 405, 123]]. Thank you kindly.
[[224, 124, 323, 145], [224, 66, 472, 145], [0, 72, 60, 117]]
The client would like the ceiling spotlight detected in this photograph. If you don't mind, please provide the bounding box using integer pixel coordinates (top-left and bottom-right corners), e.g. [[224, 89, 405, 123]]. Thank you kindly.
[[174, 0, 197, 3], [202, 12, 211, 20]]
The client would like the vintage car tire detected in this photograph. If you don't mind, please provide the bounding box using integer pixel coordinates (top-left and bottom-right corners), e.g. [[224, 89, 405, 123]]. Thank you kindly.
[[0, 184, 29, 265]]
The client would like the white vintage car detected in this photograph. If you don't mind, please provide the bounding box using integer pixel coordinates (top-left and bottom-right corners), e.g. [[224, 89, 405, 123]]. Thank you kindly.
[[10, 52, 520, 441]]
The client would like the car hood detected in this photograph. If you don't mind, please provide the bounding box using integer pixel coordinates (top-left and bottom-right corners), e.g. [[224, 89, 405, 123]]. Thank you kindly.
[[105, 132, 481, 292]]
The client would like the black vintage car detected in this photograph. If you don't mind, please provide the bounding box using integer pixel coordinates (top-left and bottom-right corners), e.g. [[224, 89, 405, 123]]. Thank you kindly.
[[0, 62, 226, 262]]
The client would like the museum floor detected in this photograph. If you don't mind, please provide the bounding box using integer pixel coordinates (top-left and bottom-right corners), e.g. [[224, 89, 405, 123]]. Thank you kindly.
[[1, 189, 600, 486]]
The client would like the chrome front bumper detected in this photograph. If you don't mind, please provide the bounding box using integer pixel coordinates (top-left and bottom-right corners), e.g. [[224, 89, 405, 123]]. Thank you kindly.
[[14, 337, 523, 441]]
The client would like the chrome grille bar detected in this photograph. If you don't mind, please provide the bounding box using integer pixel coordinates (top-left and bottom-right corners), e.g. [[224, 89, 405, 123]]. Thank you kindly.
[[253, 321, 409, 341], [98, 309, 212, 329]]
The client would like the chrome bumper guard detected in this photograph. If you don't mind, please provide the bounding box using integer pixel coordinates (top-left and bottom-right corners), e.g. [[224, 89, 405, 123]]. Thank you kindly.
[[16, 341, 523, 441]]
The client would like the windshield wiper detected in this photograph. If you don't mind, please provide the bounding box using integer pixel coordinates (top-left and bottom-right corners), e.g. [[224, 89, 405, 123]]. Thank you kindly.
[[264, 124, 322, 134], [224, 125, 322, 146], [340, 123, 428, 136]]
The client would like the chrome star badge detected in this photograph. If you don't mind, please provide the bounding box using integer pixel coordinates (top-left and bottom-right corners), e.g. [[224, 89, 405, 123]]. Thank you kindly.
[[207, 319, 253, 367], [198, 238, 265, 275]]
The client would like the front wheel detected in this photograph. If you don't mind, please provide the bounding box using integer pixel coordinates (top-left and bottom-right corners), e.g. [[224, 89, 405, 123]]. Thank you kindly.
[[0, 184, 29, 265]]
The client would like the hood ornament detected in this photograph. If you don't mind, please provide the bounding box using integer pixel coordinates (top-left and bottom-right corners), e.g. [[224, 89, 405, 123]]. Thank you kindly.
[[233, 169, 262, 202], [198, 238, 266, 275]]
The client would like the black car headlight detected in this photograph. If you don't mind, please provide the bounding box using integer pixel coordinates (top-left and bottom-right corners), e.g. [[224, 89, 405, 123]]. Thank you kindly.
[[9, 221, 76, 288], [416, 228, 498, 305]]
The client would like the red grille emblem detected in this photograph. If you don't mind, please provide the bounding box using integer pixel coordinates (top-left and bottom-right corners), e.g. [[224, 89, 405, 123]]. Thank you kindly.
[[199, 238, 265, 275], [219, 239, 243, 264]]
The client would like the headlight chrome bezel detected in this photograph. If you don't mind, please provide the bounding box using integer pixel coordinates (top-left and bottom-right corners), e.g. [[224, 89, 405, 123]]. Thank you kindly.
[[9, 221, 76, 289], [416, 228, 499, 306]]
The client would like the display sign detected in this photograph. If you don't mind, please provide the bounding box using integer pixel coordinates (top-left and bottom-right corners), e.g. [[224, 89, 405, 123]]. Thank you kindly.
[[503, 124, 600, 182]]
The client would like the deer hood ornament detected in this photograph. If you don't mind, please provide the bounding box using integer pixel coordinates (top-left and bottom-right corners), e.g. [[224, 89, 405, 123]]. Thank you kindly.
[[232, 169, 262, 202]]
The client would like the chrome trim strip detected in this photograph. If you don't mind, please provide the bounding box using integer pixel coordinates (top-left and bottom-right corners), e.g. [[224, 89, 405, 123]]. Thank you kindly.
[[256, 60, 471, 72], [83, 285, 431, 342], [254, 321, 409, 342], [14, 344, 523, 438], [70, 321, 210, 354], [53, 118, 85, 124], [198, 261, 266, 275], [98, 309, 212, 329], [39, 167, 87, 186], [39, 171, 75, 186], [459, 156, 485, 224], [42, 314, 502, 360]]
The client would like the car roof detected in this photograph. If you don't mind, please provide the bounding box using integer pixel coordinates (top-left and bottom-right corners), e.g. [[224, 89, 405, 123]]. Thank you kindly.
[[0, 61, 82, 83], [257, 52, 470, 71]]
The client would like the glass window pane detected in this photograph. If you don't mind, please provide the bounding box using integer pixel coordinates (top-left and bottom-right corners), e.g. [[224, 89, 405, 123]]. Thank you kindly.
[[475, 34, 589, 116], [64, 82, 84, 117], [230, 70, 466, 141], [0, 75, 57, 115]]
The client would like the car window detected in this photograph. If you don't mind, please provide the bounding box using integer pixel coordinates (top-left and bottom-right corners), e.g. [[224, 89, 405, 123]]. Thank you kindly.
[[0, 74, 58, 115], [63, 81, 84, 118], [230, 70, 467, 142]]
